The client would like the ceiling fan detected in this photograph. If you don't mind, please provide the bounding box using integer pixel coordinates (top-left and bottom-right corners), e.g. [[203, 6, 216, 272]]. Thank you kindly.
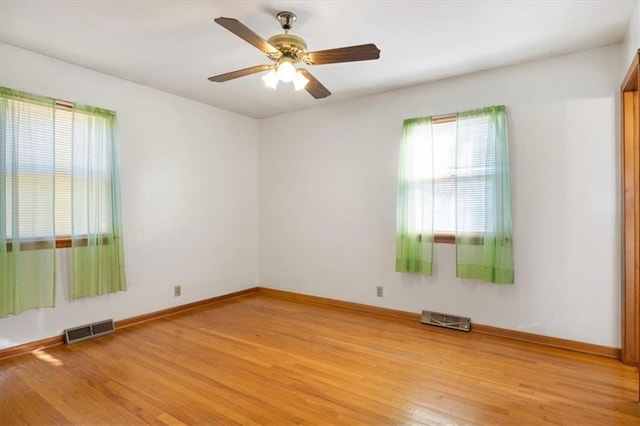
[[208, 11, 381, 99]]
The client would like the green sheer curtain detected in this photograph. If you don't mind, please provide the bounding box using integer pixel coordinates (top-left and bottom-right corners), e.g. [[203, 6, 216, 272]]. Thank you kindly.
[[70, 105, 127, 299], [0, 87, 126, 314], [395, 106, 514, 284], [0, 88, 56, 317], [395, 117, 434, 275], [455, 106, 514, 284]]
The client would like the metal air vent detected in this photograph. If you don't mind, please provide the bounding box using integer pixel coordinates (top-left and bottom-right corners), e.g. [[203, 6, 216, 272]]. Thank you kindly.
[[64, 319, 115, 344], [420, 310, 471, 332]]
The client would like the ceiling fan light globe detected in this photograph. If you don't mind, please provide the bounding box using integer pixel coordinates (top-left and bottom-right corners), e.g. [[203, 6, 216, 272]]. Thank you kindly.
[[293, 71, 309, 91], [277, 61, 296, 82], [262, 69, 279, 89]]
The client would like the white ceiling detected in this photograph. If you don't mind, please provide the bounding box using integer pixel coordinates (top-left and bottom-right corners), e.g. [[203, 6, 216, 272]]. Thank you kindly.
[[0, 1, 637, 119]]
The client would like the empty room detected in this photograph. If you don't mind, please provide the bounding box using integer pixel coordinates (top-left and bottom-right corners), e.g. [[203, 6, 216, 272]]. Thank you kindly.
[[1, 1, 640, 424]]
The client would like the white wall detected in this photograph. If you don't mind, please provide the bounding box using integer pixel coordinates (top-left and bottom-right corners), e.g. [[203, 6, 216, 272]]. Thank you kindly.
[[622, 0, 639, 73], [259, 45, 621, 347], [0, 42, 626, 350], [0, 43, 260, 349]]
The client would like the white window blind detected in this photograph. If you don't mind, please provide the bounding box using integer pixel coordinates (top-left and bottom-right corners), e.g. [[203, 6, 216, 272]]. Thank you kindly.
[[4, 97, 55, 239], [414, 116, 496, 234], [3, 99, 112, 240]]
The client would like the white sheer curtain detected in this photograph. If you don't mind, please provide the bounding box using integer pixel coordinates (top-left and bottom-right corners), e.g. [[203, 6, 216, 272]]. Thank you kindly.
[[395, 116, 435, 275], [455, 106, 514, 284], [0, 87, 56, 317], [70, 105, 127, 299]]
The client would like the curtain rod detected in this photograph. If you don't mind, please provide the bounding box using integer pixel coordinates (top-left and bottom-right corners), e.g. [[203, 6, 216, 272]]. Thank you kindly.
[[55, 100, 73, 110], [432, 113, 456, 124]]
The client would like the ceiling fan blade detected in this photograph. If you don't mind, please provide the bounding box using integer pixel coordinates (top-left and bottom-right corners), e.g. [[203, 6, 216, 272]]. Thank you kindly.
[[208, 65, 272, 82], [306, 43, 380, 65], [214, 17, 280, 55], [298, 69, 331, 99]]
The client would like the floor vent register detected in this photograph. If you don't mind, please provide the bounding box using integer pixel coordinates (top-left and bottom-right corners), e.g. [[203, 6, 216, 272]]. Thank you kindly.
[[420, 311, 471, 332], [64, 319, 115, 344]]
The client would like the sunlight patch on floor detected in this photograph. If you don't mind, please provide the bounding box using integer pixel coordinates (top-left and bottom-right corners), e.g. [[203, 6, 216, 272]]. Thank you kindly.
[[31, 348, 63, 367]]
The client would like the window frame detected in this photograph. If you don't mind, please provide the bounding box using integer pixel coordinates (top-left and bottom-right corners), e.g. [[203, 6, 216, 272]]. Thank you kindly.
[[6, 235, 114, 252], [3, 99, 113, 251], [417, 113, 490, 245]]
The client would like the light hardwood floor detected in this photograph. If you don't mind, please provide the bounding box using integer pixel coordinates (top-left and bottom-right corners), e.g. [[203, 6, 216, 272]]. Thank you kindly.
[[1, 293, 639, 425]]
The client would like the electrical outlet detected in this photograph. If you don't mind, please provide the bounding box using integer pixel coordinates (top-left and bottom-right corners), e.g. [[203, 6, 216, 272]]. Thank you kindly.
[[174, 285, 181, 297], [376, 286, 383, 297]]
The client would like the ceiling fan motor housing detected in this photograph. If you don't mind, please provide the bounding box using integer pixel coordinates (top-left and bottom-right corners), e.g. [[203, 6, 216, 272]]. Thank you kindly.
[[267, 33, 307, 62]]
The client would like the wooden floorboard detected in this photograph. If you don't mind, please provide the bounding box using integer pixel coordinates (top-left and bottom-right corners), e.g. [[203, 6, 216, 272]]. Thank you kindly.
[[1, 293, 638, 425]]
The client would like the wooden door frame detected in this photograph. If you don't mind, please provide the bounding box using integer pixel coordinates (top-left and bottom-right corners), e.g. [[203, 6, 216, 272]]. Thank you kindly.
[[621, 50, 639, 383]]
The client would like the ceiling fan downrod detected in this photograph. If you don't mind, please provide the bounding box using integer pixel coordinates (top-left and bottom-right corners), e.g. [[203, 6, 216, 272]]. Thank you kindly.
[[276, 11, 296, 32]]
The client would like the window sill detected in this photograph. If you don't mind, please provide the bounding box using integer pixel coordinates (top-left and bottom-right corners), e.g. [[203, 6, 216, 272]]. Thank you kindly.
[[6, 236, 112, 252], [426, 233, 485, 245], [434, 234, 455, 244]]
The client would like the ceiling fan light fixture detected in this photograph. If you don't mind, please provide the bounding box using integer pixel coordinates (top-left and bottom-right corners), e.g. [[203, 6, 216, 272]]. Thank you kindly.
[[277, 60, 296, 82], [262, 69, 279, 89], [210, 13, 380, 99], [293, 71, 309, 91]]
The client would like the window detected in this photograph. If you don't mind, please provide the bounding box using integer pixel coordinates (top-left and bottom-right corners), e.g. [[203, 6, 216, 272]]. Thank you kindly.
[[3, 97, 114, 248], [1, 87, 127, 313], [396, 105, 514, 284], [411, 114, 497, 240]]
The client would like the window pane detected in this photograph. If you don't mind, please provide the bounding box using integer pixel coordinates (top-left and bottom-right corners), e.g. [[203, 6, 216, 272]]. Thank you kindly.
[[70, 111, 113, 237], [456, 114, 496, 234], [411, 117, 496, 235], [433, 177, 455, 233], [3, 98, 55, 239]]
